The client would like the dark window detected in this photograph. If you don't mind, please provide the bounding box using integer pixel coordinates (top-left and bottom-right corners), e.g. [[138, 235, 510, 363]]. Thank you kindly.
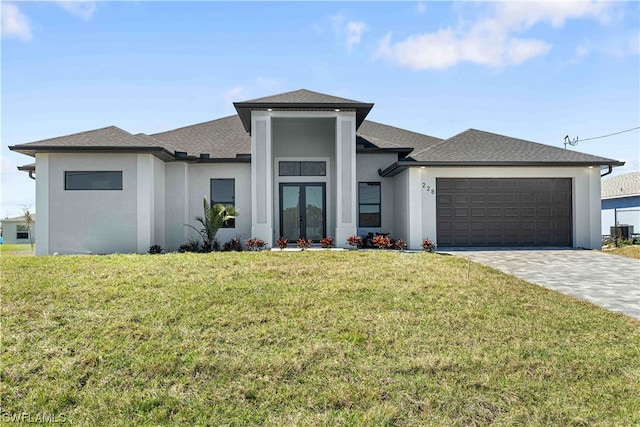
[[359, 182, 381, 227], [279, 161, 326, 176], [211, 178, 235, 228], [65, 171, 123, 190], [16, 225, 29, 239]]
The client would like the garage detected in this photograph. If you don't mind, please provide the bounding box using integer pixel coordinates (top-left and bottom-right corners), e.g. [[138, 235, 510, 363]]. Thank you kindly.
[[436, 178, 572, 247]]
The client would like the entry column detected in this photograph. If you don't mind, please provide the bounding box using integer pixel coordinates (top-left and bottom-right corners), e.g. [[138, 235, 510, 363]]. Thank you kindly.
[[335, 113, 357, 247], [251, 112, 274, 246]]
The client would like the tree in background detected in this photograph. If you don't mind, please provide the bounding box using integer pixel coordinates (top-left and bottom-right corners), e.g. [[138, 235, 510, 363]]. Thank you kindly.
[[22, 206, 34, 251]]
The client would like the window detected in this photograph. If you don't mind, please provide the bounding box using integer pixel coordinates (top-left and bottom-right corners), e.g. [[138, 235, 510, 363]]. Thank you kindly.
[[65, 171, 123, 190], [359, 182, 381, 227], [211, 178, 235, 228], [279, 161, 326, 176], [16, 225, 29, 240]]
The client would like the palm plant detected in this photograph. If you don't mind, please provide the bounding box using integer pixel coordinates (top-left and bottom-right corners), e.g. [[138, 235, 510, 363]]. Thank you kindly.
[[186, 197, 238, 252]]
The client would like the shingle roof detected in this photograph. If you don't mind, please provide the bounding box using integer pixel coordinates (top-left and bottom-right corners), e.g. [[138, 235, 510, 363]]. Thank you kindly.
[[357, 120, 443, 153], [602, 171, 640, 199], [411, 129, 622, 164], [150, 115, 250, 159], [241, 89, 365, 104], [14, 126, 155, 148], [1, 214, 36, 223], [233, 89, 374, 132], [9, 125, 175, 159]]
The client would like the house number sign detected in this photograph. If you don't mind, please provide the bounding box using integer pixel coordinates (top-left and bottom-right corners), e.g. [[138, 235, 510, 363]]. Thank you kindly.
[[422, 183, 435, 194]]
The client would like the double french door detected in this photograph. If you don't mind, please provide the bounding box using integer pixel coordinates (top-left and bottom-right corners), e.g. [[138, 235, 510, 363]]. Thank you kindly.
[[279, 183, 326, 242]]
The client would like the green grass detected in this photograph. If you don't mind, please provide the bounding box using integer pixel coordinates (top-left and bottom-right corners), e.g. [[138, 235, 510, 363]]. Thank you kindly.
[[0, 243, 34, 255], [2, 251, 639, 426], [603, 244, 640, 260]]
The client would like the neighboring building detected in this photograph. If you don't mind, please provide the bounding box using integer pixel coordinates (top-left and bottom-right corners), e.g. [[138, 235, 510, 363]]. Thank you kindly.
[[601, 171, 640, 236], [9, 89, 623, 255], [1, 214, 36, 245]]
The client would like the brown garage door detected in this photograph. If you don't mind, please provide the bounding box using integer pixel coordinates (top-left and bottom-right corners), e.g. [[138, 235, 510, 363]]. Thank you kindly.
[[436, 178, 572, 247]]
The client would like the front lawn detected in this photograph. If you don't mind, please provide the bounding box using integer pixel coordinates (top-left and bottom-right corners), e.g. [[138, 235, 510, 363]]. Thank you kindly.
[[2, 251, 638, 425]]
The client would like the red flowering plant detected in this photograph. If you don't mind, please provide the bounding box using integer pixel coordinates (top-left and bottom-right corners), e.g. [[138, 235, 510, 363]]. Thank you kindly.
[[422, 238, 437, 252], [394, 239, 407, 251], [347, 235, 362, 249], [296, 238, 312, 250], [371, 235, 392, 249], [277, 236, 288, 250], [245, 237, 266, 251], [320, 237, 335, 249]]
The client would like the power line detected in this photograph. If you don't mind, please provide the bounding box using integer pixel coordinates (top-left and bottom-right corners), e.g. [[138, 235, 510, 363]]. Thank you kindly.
[[573, 126, 640, 143]]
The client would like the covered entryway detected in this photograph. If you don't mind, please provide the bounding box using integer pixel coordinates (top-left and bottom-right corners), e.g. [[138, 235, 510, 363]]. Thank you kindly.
[[436, 178, 572, 247], [279, 183, 326, 242]]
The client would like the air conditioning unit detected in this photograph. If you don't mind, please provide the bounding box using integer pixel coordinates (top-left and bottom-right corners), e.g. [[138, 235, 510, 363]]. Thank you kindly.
[[610, 225, 634, 239]]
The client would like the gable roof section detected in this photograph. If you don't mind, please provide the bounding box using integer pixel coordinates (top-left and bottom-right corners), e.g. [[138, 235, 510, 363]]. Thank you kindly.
[[602, 171, 640, 199], [380, 129, 624, 176], [234, 89, 374, 133], [9, 126, 175, 160]]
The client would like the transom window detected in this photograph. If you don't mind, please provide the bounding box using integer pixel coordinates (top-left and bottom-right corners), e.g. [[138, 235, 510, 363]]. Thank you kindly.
[[65, 171, 123, 190], [279, 161, 326, 176], [211, 179, 235, 228], [358, 182, 381, 227]]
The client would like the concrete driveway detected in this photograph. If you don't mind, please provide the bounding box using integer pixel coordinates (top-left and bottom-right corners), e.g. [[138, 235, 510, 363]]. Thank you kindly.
[[442, 248, 640, 319]]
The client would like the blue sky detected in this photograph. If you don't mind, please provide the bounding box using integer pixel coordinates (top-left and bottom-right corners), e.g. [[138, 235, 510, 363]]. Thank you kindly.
[[2, 1, 639, 218]]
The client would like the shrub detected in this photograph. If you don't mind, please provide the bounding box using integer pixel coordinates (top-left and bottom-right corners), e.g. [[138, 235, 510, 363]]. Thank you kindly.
[[222, 237, 243, 252], [277, 236, 288, 250], [297, 238, 312, 250], [347, 235, 362, 249], [178, 238, 202, 253], [393, 239, 407, 251], [148, 244, 163, 254], [422, 238, 437, 252], [245, 237, 266, 251], [371, 235, 392, 249], [320, 237, 335, 249], [185, 196, 238, 251]]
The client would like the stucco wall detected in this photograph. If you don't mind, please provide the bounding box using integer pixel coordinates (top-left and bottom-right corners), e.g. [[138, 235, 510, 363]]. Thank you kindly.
[[272, 118, 336, 158], [355, 152, 397, 237], [186, 163, 252, 247], [46, 153, 139, 254], [420, 166, 603, 249]]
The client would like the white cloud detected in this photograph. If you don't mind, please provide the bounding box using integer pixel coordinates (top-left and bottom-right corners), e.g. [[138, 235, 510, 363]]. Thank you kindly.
[[375, 1, 615, 70], [1, 3, 31, 41], [345, 21, 367, 52], [416, 2, 426, 15], [57, 1, 97, 20]]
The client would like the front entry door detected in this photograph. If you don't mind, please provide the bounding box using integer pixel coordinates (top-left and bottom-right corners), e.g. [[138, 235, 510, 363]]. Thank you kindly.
[[280, 183, 326, 242]]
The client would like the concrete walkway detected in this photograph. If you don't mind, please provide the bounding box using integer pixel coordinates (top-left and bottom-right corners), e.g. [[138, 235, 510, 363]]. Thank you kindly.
[[442, 248, 640, 319]]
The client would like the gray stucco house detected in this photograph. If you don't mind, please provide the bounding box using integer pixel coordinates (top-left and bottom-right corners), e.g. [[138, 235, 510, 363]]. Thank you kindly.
[[9, 89, 624, 255], [1, 214, 36, 245]]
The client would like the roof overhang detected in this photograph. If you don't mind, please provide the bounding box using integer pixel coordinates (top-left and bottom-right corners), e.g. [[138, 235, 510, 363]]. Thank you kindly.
[[17, 163, 35, 172], [233, 102, 374, 134], [379, 160, 627, 177], [9, 145, 178, 161]]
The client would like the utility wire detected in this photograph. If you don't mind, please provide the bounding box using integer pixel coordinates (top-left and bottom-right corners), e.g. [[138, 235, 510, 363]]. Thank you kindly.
[[577, 126, 640, 142]]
